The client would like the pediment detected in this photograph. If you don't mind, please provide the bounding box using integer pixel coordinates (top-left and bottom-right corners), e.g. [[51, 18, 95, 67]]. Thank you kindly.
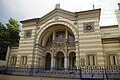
[[39, 8, 77, 25]]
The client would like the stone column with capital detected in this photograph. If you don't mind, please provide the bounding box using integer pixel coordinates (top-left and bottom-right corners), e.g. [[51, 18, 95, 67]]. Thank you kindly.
[[51, 31, 56, 70], [64, 29, 69, 69], [51, 56, 55, 70], [64, 56, 69, 69]]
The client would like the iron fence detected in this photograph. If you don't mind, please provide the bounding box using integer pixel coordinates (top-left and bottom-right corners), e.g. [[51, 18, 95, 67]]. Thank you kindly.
[[0, 66, 120, 79]]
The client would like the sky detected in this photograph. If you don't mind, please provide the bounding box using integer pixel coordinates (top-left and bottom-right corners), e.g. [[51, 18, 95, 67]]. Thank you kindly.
[[0, 0, 120, 26]]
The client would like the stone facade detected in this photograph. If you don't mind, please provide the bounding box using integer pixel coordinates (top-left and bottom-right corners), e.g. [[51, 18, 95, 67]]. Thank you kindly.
[[7, 5, 120, 69]]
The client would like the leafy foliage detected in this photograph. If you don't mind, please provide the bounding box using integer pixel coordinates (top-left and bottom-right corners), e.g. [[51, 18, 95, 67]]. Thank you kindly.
[[0, 18, 20, 60]]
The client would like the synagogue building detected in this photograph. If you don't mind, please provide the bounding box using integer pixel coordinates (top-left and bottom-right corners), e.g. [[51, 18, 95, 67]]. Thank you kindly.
[[7, 4, 120, 69]]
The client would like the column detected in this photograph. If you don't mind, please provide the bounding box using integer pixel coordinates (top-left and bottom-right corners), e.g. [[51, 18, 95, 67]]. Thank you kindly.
[[53, 31, 55, 41], [64, 56, 69, 69], [64, 29, 69, 69], [65, 29, 68, 39], [51, 31, 55, 70], [51, 56, 55, 70]]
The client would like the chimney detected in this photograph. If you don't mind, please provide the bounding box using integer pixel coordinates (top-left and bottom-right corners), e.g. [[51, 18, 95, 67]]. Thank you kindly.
[[55, 4, 60, 9], [118, 3, 120, 10]]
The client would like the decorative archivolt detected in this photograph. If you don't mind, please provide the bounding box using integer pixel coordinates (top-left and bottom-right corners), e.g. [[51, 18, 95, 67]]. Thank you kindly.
[[68, 50, 76, 56], [36, 20, 77, 44], [44, 51, 52, 56], [54, 50, 65, 56]]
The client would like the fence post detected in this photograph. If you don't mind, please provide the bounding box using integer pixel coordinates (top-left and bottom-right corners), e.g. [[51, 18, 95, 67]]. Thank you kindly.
[[102, 66, 104, 79], [80, 67, 82, 79]]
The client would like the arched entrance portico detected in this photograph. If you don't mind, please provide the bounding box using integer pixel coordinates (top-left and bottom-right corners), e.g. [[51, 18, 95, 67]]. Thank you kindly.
[[55, 51, 64, 69], [36, 22, 77, 69], [45, 53, 51, 70]]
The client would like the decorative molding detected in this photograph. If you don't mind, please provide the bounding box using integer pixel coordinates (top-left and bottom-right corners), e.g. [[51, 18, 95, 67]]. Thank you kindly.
[[54, 16, 59, 21]]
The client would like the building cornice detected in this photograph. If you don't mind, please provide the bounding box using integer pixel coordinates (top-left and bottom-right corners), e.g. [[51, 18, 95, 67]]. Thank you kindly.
[[100, 25, 118, 29]]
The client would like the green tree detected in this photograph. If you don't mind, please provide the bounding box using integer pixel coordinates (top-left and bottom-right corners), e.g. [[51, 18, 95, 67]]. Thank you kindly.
[[0, 22, 8, 60], [6, 18, 20, 44], [0, 18, 20, 60]]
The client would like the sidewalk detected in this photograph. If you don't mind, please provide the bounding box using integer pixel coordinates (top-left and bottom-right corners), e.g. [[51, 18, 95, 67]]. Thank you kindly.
[[0, 74, 79, 80]]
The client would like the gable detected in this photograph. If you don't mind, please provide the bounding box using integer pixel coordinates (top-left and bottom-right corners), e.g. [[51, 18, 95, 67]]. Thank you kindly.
[[39, 8, 77, 25]]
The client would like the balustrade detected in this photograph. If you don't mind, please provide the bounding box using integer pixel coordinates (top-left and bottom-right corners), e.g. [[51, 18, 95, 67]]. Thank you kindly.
[[44, 42, 75, 52]]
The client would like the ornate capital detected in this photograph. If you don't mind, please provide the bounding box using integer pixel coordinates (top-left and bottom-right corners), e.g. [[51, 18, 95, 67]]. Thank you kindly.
[[64, 39, 68, 45]]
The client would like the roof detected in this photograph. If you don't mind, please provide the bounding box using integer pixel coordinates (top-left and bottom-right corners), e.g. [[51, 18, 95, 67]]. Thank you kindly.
[[20, 8, 101, 23], [75, 8, 101, 14]]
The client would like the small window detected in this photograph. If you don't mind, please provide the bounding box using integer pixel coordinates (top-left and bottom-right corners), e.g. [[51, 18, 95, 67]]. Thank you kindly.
[[108, 54, 117, 66], [10, 56, 17, 66], [20, 56, 27, 65], [24, 30, 32, 38], [87, 55, 96, 66]]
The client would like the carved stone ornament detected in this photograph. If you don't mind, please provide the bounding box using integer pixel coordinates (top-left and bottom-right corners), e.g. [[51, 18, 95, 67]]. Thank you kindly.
[[54, 16, 59, 21], [24, 30, 32, 38], [83, 22, 94, 32]]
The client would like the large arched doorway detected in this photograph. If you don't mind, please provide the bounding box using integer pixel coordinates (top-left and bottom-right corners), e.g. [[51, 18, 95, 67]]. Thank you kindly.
[[55, 51, 64, 69], [45, 53, 51, 70], [69, 52, 76, 69]]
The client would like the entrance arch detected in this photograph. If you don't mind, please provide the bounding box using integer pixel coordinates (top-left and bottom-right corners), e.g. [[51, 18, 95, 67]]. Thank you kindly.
[[55, 51, 64, 69], [36, 21, 78, 69], [45, 53, 51, 70], [69, 52, 76, 69]]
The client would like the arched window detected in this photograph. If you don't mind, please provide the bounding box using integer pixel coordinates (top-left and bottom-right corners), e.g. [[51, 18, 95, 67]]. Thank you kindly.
[[87, 55, 96, 66], [10, 56, 17, 66], [56, 31, 65, 43], [68, 33, 75, 42], [20, 56, 27, 65], [108, 54, 117, 66], [46, 35, 53, 46]]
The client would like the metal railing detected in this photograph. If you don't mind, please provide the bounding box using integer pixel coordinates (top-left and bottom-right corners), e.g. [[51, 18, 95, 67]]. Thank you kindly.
[[0, 66, 120, 79]]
